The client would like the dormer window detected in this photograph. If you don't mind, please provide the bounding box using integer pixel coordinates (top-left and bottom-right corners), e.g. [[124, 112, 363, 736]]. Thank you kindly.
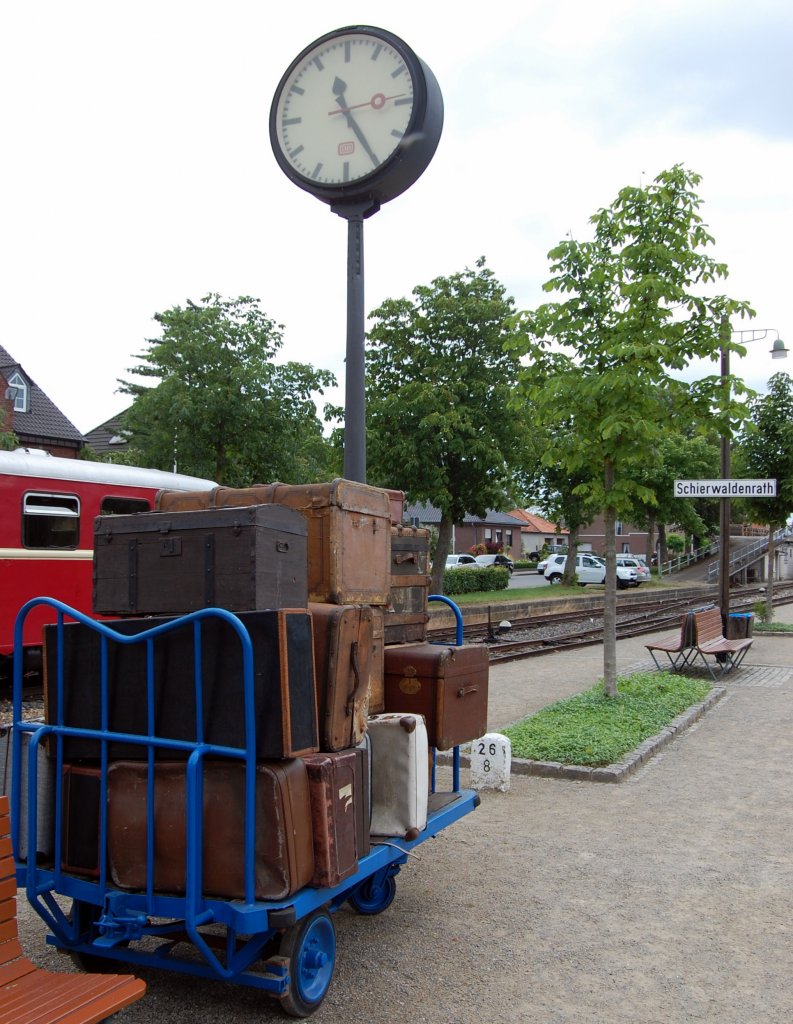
[[7, 371, 28, 412]]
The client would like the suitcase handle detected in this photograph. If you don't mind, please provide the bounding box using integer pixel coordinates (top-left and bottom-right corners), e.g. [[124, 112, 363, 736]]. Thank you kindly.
[[393, 552, 417, 565], [457, 685, 479, 698], [346, 641, 367, 716]]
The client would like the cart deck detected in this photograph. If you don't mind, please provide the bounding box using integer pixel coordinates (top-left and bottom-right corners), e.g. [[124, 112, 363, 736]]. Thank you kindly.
[[10, 598, 479, 1017]]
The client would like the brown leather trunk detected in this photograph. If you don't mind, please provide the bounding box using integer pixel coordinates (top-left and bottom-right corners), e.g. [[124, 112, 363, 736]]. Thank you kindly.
[[300, 750, 360, 887], [368, 608, 385, 716], [93, 504, 307, 616], [383, 643, 489, 750], [156, 479, 392, 606], [107, 759, 314, 901], [309, 603, 372, 751], [44, 609, 318, 761]]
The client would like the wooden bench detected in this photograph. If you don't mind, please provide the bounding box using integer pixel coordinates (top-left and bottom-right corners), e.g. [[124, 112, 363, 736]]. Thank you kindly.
[[645, 611, 696, 672], [691, 607, 753, 679], [0, 794, 146, 1024]]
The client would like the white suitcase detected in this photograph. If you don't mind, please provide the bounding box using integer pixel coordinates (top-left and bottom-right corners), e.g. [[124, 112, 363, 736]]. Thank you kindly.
[[367, 713, 428, 841], [0, 723, 55, 860]]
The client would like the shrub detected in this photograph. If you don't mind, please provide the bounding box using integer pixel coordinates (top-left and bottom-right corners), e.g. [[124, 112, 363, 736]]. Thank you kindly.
[[442, 565, 509, 595]]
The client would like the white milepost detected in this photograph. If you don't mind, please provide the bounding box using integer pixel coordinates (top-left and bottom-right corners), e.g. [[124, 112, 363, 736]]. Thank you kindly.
[[470, 733, 511, 792]]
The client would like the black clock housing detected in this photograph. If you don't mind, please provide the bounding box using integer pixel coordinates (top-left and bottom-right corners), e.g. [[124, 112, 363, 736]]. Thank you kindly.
[[269, 25, 443, 212]]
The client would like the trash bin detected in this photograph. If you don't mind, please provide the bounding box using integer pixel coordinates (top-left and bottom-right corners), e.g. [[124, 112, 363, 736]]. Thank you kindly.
[[727, 612, 754, 639]]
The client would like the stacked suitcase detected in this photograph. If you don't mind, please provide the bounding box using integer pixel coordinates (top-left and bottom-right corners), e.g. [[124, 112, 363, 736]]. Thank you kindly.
[[43, 478, 488, 902]]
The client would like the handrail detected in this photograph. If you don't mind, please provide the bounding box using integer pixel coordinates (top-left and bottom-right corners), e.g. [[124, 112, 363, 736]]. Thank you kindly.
[[706, 525, 793, 582]]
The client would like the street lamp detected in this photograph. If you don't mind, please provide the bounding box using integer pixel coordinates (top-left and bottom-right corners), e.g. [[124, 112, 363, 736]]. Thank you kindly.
[[718, 328, 787, 620]]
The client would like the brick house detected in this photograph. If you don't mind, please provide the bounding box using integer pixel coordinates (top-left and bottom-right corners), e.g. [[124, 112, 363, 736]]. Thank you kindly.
[[405, 501, 526, 556], [508, 509, 569, 557], [578, 514, 652, 559], [0, 345, 84, 457]]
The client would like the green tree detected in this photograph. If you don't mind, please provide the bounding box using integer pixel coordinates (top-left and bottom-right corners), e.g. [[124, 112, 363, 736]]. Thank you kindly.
[[365, 259, 533, 593], [513, 166, 753, 695], [0, 407, 18, 450], [734, 372, 793, 622], [118, 294, 336, 486]]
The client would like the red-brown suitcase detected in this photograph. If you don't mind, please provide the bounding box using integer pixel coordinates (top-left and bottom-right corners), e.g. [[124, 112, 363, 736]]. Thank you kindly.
[[383, 643, 489, 750], [44, 609, 319, 761], [107, 759, 314, 901], [93, 504, 307, 616], [301, 750, 359, 887], [309, 602, 372, 752], [157, 478, 392, 606]]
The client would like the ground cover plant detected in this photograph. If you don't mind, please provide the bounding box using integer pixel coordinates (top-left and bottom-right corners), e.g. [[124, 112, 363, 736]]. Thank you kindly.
[[754, 623, 793, 633], [502, 672, 711, 766]]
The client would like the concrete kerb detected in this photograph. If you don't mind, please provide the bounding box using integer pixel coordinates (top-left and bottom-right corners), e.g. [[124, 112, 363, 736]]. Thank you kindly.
[[437, 684, 727, 784]]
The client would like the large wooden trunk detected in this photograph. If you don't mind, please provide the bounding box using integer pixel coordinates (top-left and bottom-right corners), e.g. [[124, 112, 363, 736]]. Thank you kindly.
[[43, 609, 318, 761], [383, 525, 430, 644], [107, 759, 315, 901], [383, 643, 489, 750], [156, 478, 392, 606], [308, 603, 372, 752], [93, 504, 307, 616]]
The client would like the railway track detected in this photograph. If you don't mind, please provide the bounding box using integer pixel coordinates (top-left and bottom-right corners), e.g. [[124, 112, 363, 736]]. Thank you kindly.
[[428, 583, 793, 663]]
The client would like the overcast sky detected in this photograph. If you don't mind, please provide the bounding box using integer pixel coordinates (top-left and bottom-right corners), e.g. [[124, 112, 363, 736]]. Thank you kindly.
[[2, 0, 791, 435]]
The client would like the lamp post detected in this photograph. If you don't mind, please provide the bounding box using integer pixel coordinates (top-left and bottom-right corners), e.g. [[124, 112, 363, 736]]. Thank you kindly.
[[718, 327, 788, 620]]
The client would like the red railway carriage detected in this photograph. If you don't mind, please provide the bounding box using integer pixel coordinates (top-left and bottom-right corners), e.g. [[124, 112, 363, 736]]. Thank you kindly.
[[0, 448, 216, 675]]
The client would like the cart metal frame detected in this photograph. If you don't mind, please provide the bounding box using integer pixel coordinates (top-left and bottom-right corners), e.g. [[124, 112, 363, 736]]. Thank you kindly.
[[11, 597, 479, 1016]]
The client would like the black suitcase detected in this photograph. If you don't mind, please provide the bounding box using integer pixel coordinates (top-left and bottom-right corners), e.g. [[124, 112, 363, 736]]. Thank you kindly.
[[93, 504, 308, 615], [43, 609, 319, 760]]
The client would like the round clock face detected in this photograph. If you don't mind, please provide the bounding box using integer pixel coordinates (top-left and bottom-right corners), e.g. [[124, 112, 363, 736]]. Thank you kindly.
[[272, 30, 417, 188]]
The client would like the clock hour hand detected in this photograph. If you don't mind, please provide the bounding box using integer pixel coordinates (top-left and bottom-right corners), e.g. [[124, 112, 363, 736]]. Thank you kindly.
[[332, 76, 380, 169]]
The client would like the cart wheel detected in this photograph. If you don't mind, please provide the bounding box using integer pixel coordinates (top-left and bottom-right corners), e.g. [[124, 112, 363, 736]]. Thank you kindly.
[[279, 909, 336, 1018], [348, 870, 397, 915]]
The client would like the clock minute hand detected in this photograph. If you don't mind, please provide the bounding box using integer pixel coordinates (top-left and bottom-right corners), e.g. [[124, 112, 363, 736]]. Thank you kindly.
[[332, 76, 379, 169]]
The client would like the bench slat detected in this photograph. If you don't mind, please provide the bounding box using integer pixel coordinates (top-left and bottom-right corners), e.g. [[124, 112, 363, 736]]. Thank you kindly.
[[0, 795, 146, 1024]]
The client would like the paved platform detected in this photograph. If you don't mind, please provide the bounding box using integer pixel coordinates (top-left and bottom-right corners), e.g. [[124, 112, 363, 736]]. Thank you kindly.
[[13, 606, 793, 1023]]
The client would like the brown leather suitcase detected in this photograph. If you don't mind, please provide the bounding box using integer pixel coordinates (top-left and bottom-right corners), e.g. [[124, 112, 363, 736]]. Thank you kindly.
[[107, 759, 314, 901], [157, 479, 392, 606], [309, 603, 372, 752], [93, 504, 307, 616], [383, 643, 489, 750], [44, 609, 318, 761], [301, 750, 359, 887], [368, 608, 385, 716]]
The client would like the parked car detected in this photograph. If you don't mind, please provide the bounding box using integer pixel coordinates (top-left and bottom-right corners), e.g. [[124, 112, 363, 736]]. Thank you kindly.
[[535, 558, 548, 574], [544, 553, 637, 589], [615, 555, 651, 585], [445, 553, 478, 569], [474, 553, 514, 574]]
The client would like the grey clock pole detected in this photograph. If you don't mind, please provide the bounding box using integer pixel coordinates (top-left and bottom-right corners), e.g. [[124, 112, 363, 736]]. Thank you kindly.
[[336, 201, 374, 483]]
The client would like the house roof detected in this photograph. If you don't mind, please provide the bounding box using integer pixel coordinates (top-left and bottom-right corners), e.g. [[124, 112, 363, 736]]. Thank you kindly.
[[0, 344, 83, 446], [84, 410, 131, 455], [509, 509, 569, 535], [406, 501, 526, 527]]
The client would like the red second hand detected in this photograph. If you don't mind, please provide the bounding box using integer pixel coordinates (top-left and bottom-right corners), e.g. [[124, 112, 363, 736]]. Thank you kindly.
[[329, 92, 405, 115]]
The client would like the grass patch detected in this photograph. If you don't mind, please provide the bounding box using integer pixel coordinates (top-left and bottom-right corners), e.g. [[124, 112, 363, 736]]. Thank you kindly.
[[755, 623, 793, 633], [502, 672, 711, 767]]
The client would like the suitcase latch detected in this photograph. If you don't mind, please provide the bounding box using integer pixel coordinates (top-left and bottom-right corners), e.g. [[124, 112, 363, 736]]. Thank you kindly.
[[159, 537, 182, 557]]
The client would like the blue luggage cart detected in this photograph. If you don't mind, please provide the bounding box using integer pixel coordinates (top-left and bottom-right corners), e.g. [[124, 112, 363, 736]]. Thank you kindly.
[[10, 598, 479, 1017]]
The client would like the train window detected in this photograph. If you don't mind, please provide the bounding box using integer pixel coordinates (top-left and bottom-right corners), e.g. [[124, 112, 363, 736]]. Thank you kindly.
[[23, 493, 80, 548], [100, 496, 151, 515]]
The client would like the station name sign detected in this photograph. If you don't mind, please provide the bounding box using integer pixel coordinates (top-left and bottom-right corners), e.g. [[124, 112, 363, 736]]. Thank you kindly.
[[674, 479, 777, 498]]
